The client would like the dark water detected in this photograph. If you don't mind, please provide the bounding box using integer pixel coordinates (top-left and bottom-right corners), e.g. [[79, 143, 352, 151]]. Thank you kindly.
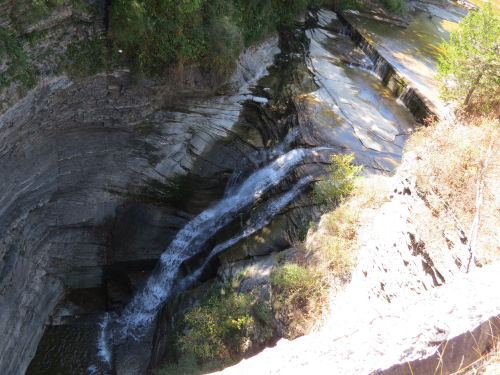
[[27, 325, 109, 375]]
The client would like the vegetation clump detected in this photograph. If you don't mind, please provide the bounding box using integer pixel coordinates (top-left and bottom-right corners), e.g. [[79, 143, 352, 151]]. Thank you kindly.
[[328, 0, 404, 13], [382, 0, 403, 13], [313, 153, 363, 208], [437, 5, 500, 111], [0, 26, 37, 89], [10, 0, 64, 24], [108, 0, 323, 76], [270, 263, 326, 338], [159, 282, 273, 374]]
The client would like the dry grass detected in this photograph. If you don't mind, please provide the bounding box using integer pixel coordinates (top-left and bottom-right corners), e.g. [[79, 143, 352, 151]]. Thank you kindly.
[[471, 342, 500, 375], [277, 114, 500, 338], [302, 174, 392, 283], [406, 115, 500, 265], [274, 174, 392, 336], [451, 336, 500, 375]]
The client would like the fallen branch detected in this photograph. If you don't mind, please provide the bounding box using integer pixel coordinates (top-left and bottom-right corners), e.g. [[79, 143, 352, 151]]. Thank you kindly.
[[466, 130, 496, 272]]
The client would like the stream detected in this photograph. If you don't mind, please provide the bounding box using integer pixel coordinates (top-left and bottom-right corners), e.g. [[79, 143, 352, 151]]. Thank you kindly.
[[27, 9, 424, 375]]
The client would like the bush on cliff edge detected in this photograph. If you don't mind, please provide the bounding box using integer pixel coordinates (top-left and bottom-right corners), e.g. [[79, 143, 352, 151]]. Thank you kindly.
[[108, 0, 323, 77]]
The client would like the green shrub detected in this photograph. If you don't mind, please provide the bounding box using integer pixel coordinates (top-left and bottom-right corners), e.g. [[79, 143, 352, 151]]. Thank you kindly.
[[108, 0, 322, 78], [180, 290, 253, 362], [0, 26, 37, 88], [270, 264, 323, 307], [109, 0, 207, 73], [203, 12, 244, 78], [61, 39, 110, 78], [313, 153, 363, 208], [166, 283, 273, 371], [272, 0, 309, 26], [231, 0, 274, 45], [11, 0, 63, 24], [336, 0, 363, 10], [437, 4, 500, 110], [270, 263, 326, 337], [382, 0, 403, 13]]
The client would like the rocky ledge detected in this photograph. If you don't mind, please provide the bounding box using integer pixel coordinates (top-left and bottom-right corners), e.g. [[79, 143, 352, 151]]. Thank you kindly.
[[215, 166, 500, 375]]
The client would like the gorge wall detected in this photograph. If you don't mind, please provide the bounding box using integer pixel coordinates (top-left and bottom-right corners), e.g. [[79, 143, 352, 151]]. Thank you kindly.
[[0, 2, 284, 370]]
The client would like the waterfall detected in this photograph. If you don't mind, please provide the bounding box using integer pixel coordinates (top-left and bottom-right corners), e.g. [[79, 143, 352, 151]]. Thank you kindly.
[[224, 127, 299, 198], [113, 147, 328, 342], [96, 172, 315, 370], [96, 313, 112, 368], [174, 175, 313, 294]]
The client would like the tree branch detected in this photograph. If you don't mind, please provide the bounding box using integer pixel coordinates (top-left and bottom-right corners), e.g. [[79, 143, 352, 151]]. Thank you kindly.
[[466, 130, 496, 272]]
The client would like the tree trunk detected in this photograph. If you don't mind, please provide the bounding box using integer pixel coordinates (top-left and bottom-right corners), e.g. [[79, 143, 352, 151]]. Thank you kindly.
[[463, 71, 483, 107]]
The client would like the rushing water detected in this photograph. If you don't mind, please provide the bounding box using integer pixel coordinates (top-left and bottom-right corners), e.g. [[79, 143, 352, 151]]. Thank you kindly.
[[113, 147, 326, 342], [94, 146, 325, 372]]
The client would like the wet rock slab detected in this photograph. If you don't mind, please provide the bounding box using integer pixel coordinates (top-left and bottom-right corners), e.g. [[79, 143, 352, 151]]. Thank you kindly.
[[341, 2, 468, 113], [298, 10, 416, 174]]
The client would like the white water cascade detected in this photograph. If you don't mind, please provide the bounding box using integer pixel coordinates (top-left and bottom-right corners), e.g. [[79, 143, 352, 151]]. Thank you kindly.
[[113, 147, 328, 342], [173, 175, 312, 295]]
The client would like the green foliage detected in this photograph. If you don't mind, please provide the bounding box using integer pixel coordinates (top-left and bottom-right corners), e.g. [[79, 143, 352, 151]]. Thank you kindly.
[[382, 0, 403, 13], [10, 0, 64, 25], [0, 26, 37, 88], [270, 264, 323, 306], [167, 282, 273, 371], [437, 5, 500, 110], [180, 290, 252, 362], [109, 0, 207, 73], [335, 0, 363, 11], [61, 39, 111, 78], [231, 0, 316, 43], [2, 0, 324, 90], [270, 263, 325, 337], [313, 153, 363, 207], [109, 0, 322, 77], [23, 30, 48, 46], [203, 2, 244, 78]]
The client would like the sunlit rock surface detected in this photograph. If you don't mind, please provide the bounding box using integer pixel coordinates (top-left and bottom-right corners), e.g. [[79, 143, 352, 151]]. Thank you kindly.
[[342, 1, 468, 112], [297, 10, 415, 173], [215, 172, 500, 375]]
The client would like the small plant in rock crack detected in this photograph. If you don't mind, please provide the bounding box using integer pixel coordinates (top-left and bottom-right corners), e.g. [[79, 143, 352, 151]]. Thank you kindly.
[[313, 153, 363, 208]]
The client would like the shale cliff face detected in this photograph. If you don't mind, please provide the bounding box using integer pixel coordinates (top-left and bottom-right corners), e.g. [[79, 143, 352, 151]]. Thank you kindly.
[[0, 2, 281, 370]]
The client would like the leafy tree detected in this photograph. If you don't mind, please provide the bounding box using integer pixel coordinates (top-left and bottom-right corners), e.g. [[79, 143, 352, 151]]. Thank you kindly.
[[437, 5, 500, 109], [382, 0, 403, 13], [109, 0, 207, 72], [108, 0, 321, 76]]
